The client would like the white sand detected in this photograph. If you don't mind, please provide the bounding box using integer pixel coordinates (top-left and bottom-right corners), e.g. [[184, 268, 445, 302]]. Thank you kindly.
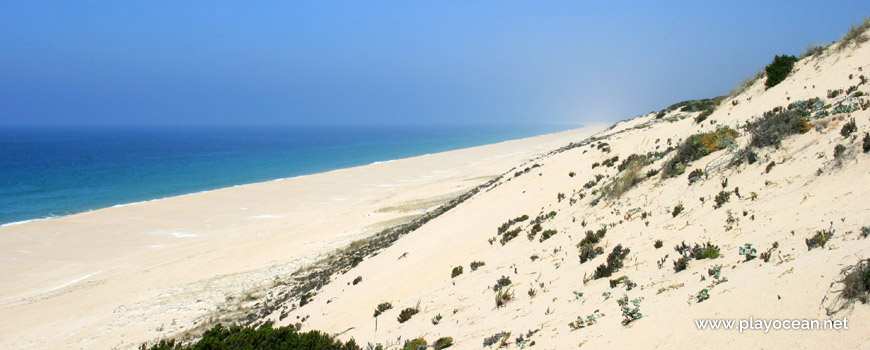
[[265, 34, 870, 349], [0, 126, 603, 349]]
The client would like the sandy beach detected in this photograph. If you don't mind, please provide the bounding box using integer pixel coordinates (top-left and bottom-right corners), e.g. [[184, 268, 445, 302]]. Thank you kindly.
[[0, 126, 604, 349]]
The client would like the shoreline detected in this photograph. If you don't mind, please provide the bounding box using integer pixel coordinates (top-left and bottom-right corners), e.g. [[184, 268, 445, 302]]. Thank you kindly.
[[0, 125, 583, 228], [0, 123, 606, 349]]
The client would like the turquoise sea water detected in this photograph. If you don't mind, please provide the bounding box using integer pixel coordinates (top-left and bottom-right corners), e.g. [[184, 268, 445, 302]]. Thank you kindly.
[[0, 125, 577, 225]]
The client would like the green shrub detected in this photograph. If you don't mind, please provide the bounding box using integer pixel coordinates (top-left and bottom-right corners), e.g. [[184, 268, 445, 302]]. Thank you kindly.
[[397, 307, 419, 323], [841, 118, 857, 138], [834, 144, 847, 163], [806, 228, 834, 250], [764, 55, 798, 89], [687, 168, 704, 185], [617, 294, 644, 326], [863, 133, 870, 153], [654, 240, 663, 249], [495, 287, 514, 308], [739, 244, 757, 261], [539, 229, 557, 242], [662, 127, 738, 178], [747, 109, 810, 149], [470, 261, 485, 271], [373, 302, 393, 317], [672, 203, 684, 217], [352, 276, 363, 285], [579, 244, 604, 264], [402, 338, 427, 350], [144, 323, 362, 350], [673, 256, 688, 273], [451, 266, 463, 278], [840, 259, 870, 303], [569, 171, 576, 177], [608, 157, 644, 198], [693, 242, 720, 260], [713, 191, 731, 209], [434, 337, 454, 349], [593, 244, 630, 279], [500, 227, 521, 245]]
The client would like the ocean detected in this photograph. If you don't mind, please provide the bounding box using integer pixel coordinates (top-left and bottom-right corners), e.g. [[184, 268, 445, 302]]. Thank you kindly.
[[0, 124, 577, 226]]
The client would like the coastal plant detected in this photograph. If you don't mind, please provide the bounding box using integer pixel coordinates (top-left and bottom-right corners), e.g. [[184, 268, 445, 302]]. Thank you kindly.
[[760, 242, 779, 262], [433, 337, 454, 349], [402, 338, 427, 350], [834, 144, 847, 164], [617, 294, 644, 326], [482, 332, 510, 347], [713, 190, 731, 209], [569, 310, 605, 330], [841, 259, 870, 303], [143, 323, 363, 350], [662, 126, 738, 178], [607, 157, 644, 198], [569, 171, 576, 177], [352, 276, 363, 285], [539, 229, 557, 242], [739, 244, 757, 261], [495, 287, 515, 308], [863, 133, 870, 153], [764, 54, 798, 89], [839, 16, 870, 49], [470, 261, 486, 271], [593, 244, 630, 279], [687, 168, 704, 185], [432, 313, 442, 325], [397, 306, 419, 323], [373, 302, 393, 317], [861, 226, 870, 239], [500, 227, 521, 245], [673, 256, 688, 273], [579, 244, 604, 264], [806, 228, 834, 250], [694, 288, 711, 303], [578, 229, 606, 247], [692, 242, 720, 260], [840, 118, 857, 138], [765, 161, 776, 173], [654, 239, 663, 249], [746, 109, 810, 149], [451, 266, 463, 278], [672, 203, 684, 217], [492, 276, 512, 292]]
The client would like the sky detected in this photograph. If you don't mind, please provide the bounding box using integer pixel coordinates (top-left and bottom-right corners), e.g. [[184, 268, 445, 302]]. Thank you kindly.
[[1, 1, 869, 127]]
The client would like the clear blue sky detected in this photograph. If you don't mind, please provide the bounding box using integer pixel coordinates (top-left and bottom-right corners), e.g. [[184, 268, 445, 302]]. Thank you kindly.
[[1, 1, 868, 127]]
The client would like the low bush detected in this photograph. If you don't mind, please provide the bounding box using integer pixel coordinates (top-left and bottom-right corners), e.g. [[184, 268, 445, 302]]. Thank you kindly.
[[579, 245, 604, 264], [578, 229, 606, 247], [714, 190, 731, 209], [840, 17, 870, 49], [692, 242, 721, 260], [863, 133, 870, 153], [841, 259, 870, 303], [500, 227, 521, 245], [841, 118, 858, 138], [687, 168, 704, 185], [492, 276, 511, 292], [397, 306, 419, 323], [806, 228, 834, 250], [673, 256, 689, 273], [470, 261, 485, 271], [834, 144, 847, 163], [747, 109, 810, 149], [434, 337, 454, 349], [672, 203, 684, 217], [373, 302, 393, 317], [143, 323, 362, 350], [739, 244, 757, 261], [764, 54, 798, 89], [539, 229, 557, 242], [495, 287, 514, 308], [654, 240, 663, 249], [402, 338, 427, 350], [662, 127, 738, 178], [593, 244, 631, 279], [451, 266, 463, 278], [617, 294, 644, 326], [352, 276, 363, 285]]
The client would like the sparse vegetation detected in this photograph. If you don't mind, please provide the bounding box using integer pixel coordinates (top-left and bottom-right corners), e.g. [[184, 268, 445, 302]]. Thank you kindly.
[[451, 266, 463, 278], [654, 240, 663, 249], [495, 287, 515, 308], [662, 126, 738, 178], [687, 168, 704, 185], [806, 228, 834, 250], [579, 245, 604, 264], [746, 109, 810, 149], [352, 276, 363, 285], [673, 256, 688, 273], [739, 244, 757, 261], [764, 55, 798, 89], [839, 16, 870, 49], [841, 118, 857, 138], [434, 337, 454, 349], [397, 306, 419, 323], [569, 310, 605, 330], [539, 229, 557, 242], [402, 338, 427, 350], [617, 294, 644, 326], [840, 259, 870, 303], [470, 261, 486, 271], [713, 190, 731, 209], [863, 133, 870, 153], [834, 144, 847, 164], [593, 244, 631, 279], [373, 302, 393, 317], [672, 203, 684, 217], [143, 323, 362, 350]]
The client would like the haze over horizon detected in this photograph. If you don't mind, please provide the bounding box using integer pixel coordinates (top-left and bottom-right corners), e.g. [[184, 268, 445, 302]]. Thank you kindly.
[[2, 1, 869, 127]]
